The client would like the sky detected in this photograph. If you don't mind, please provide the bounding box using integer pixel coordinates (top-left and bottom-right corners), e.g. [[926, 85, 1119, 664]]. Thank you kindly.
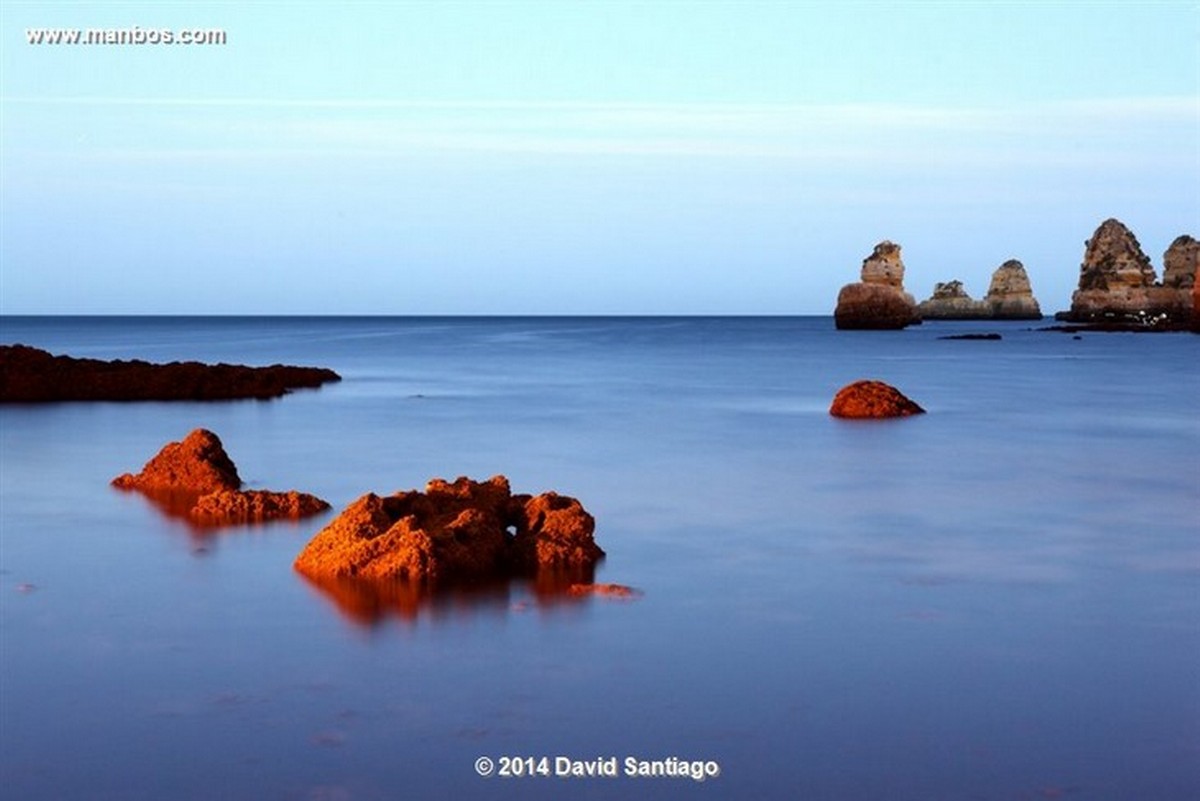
[[1, 1, 1197, 315]]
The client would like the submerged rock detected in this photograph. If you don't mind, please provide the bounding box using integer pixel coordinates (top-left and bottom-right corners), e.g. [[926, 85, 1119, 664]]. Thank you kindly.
[[0, 344, 340, 403], [829, 380, 926, 419], [834, 241, 921, 329], [1062, 219, 1194, 327], [113, 429, 329, 526], [293, 476, 603, 586], [568, 583, 642, 599]]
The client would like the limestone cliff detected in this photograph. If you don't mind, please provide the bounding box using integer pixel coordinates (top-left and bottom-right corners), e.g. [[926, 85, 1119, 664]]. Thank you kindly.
[[1065, 218, 1190, 325]]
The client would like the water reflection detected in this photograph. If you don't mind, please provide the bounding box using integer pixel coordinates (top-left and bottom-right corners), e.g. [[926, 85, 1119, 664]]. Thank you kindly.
[[297, 567, 619, 626]]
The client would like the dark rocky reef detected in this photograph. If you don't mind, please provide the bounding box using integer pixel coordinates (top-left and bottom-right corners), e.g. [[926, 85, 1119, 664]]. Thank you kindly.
[[938, 333, 1002, 341], [293, 475, 603, 587], [113, 429, 329, 526], [1057, 219, 1196, 330], [834, 241, 921, 329], [0, 344, 340, 402], [829, 380, 926, 419]]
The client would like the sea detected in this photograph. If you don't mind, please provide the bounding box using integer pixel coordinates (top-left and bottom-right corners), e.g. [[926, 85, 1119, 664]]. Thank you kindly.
[[1, 316, 1197, 801]]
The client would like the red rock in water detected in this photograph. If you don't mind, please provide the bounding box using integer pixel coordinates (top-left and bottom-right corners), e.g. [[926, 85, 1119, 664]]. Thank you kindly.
[[294, 475, 604, 586], [192, 489, 330, 525], [0, 344, 339, 403], [112, 429, 241, 495], [511, 492, 601, 571], [112, 429, 328, 526], [829, 380, 926, 419]]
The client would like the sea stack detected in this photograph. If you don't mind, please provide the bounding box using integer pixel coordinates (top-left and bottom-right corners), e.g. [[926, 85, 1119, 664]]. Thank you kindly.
[[1164, 235, 1199, 332], [918, 260, 1042, 320], [917, 281, 988, 319], [1063, 219, 1194, 327], [834, 241, 921, 329], [985, 259, 1042, 319]]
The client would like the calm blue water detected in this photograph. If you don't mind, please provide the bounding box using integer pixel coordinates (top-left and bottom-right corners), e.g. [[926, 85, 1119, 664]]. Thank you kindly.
[[1, 316, 1197, 801]]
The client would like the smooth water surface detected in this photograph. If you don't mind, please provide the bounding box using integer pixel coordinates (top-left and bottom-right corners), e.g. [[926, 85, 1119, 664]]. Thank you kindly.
[[1, 316, 1197, 800]]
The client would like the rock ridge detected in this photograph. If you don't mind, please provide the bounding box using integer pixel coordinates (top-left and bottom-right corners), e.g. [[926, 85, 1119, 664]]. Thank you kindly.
[[1, 345, 340, 402]]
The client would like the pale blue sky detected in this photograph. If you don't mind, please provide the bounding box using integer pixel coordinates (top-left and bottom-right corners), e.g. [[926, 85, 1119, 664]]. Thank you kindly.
[[1, 1, 1197, 314]]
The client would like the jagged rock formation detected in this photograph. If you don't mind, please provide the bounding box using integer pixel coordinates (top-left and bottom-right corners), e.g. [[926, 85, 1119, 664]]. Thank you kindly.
[[918, 280, 989, 319], [1162, 235, 1198, 290], [113, 429, 329, 525], [985, 259, 1042, 319], [1164, 235, 1199, 333], [834, 241, 921, 329], [1193, 279, 1200, 333], [0, 345, 340, 403], [1062, 219, 1195, 327], [919, 260, 1042, 320], [293, 476, 603, 586], [829, 380, 926, 419], [113, 428, 241, 495]]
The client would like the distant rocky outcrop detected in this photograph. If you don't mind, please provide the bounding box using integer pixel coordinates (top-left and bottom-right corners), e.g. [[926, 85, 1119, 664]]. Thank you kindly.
[[1162, 235, 1198, 290], [0, 344, 340, 403], [919, 260, 1041, 320], [834, 241, 921, 329], [918, 281, 989, 319], [985, 259, 1042, 319], [829, 380, 926, 419], [1164, 235, 1199, 333], [1193, 278, 1200, 333], [293, 475, 603, 586], [113, 429, 329, 525], [1060, 219, 1195, 328]]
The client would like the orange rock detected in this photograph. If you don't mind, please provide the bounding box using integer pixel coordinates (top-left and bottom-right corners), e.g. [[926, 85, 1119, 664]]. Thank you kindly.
[[113, 429, 328, 526], [192, 489, 330, 525], [830, 380, 925, 419], [112, 429, 241, 495], [511, 492, 601, 571], [294, 476, 604, 586]]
